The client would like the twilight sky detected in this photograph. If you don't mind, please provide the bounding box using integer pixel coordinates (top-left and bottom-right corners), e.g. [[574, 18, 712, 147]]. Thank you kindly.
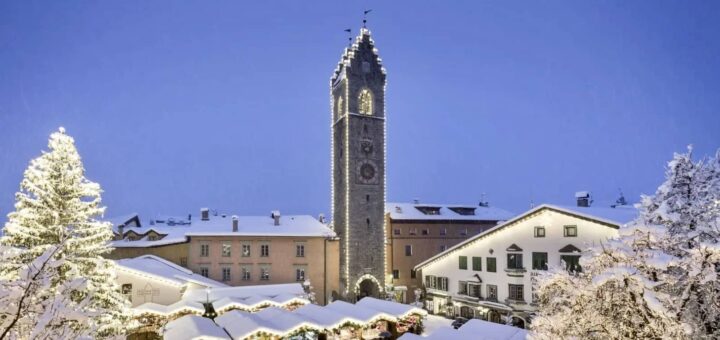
[[1, 1, 719, 221]]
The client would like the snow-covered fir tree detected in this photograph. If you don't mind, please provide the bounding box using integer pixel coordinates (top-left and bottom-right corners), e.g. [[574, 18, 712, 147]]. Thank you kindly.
[[0, 244, 92, 339], [532, 147, 720, 340], [0, 128, 129, 338], [637, 147, 720, 338]]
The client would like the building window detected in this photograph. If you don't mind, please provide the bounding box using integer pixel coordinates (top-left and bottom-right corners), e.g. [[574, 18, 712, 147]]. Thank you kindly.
[[458, 281, 468, 295], [393, 228, 400, 235], [460, 228, 468, 236], [222, 242, 231, 257], [487, 284, 498, 301], [468, 283, 482, 298], [564, 225, 578, 237], [296, 244, 305, 257], [440, 245, 447, 252], [200, 267, 209, 278], [260, 244, 270, 257], [121, 284, 132, 303], [472, 257, 482, 271], [421, 229, 429, 235], [359, 88, 373, 115], [534, 226, 545, 237], [180, 257, 188, 267], [405, 245, 412, 256], [410, 270, 416, 279], [561, 255, 582, 272], [440, 228, 447, 236], [260, 267, 270, 280], [487, 257, 497, 272], [425, 275, 436, 289], [507, 253, 523, 270], [509, 284, 525, 301], [296, 267, 306, 282], [393, 270, 399, 279], [336, 96, 344, 117], [437, 277, 449, 291], [200, 244, 209, 257], [222, 267, 231, 282], [148, 235, 158, 241], [532, 252, 548, 270], [459, 256, 468, 270], [415, 206, 441, 215], [409, 228, 417, 235], [242, 267, 251, 281], [242, 244, 251, 257]]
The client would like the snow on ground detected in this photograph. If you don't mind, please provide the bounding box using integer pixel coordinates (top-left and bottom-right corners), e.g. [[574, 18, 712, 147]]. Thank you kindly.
[[422, 314, 453, 335]]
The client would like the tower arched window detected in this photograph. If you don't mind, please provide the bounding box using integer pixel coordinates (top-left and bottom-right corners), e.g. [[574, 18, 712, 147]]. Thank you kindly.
[[358, 89, 373, 115], [336, 96, 345, 117]]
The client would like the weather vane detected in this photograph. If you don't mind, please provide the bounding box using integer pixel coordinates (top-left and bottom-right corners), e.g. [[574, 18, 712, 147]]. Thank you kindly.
[[344, 28, 352, 47], [363, 9, 372, 28]]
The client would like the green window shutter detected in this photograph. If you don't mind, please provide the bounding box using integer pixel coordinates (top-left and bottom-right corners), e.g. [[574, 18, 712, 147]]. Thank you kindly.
[[472, 257, 482, 271]]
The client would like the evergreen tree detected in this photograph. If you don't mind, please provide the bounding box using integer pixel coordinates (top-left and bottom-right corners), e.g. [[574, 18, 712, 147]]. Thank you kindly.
[[533, 147, 720, 339], [0, 127, 129, 338]]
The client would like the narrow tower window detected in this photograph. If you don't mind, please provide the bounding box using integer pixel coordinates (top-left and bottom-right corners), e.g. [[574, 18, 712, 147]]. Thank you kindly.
[[359, 89, 373, 115], [336, 96, 344, 117]]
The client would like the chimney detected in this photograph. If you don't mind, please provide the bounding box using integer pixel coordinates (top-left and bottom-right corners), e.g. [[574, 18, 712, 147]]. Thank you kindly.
[[271, 210, 281, 226], [575, 191, 591, 207], [201, 208, 210, 221], [232, 215, 239, 232], [318, 213, 326, 224], [116, 224, 125, 241], [413, 198, 420, 204]]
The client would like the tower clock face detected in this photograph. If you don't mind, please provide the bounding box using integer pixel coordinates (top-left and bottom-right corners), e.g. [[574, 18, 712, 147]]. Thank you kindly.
[[356, 160, 378, 184]]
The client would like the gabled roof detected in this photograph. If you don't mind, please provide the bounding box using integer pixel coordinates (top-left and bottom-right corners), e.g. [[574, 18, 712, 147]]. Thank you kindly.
[[115, 255, 226, 288], [112, 213, 336, 248], [386, 202, 514, 222], [163, 315, 229, 340], [415, 204, 638, 271], [107, 213, 141, 233]]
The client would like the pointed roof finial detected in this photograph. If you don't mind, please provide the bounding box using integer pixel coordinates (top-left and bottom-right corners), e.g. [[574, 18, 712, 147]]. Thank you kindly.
[[363, 9, 372, 28]]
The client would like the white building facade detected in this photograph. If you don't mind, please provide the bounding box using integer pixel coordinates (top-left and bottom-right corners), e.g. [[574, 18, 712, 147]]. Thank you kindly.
[[414, 204, 637, 328]]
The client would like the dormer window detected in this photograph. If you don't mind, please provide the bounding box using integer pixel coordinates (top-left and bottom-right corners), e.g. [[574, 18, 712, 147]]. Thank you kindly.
[[449, 207, 476, 216], [415, 206, 441, 215]]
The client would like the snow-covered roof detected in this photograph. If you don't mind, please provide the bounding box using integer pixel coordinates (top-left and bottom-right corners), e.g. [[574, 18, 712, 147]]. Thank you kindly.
[[116, 255, 227, 288], [163, 315, 229, 340], [386, 202, 514, 222], [415, 203, 639, 270], [331, 27, 386, 84], [199, 297, 425, 339], [112, 213, 335, 248], [107, 213, 141, 233], [399, 319, 527, 340], [132, 283, 309, 317]]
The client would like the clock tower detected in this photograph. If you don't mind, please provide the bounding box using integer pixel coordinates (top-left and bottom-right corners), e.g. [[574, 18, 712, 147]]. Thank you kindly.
[[331, 28, 387, 299]]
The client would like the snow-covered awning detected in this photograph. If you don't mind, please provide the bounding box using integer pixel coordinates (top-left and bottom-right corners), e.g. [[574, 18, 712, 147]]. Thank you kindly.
[[167, 297, 428, 339], [163, 315, 229, 340], [399, 319, 527, 340]]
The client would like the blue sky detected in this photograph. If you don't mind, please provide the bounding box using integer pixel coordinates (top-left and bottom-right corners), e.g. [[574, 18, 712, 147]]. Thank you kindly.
[[1, 1, 719, 220]]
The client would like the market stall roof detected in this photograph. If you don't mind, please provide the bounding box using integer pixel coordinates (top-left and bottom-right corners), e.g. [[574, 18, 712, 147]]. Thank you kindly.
[[399, 319, 528, 340], [356, 297, 427, 319], [163, 315, 229, 340]]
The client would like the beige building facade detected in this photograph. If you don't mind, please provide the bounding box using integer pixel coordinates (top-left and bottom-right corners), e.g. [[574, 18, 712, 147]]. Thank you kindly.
[[108, 209, 340, 305], [385, 202, 513, 303]]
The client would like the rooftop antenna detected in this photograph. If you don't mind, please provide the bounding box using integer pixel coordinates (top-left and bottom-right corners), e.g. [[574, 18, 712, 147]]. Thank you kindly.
[[344, 28, 352, 47], [363, 9, 372, 28]]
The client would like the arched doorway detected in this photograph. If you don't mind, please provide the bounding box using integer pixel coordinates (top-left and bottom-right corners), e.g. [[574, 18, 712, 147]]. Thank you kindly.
[[487, 310, 502, 324], [511, 316, 526, 329], [357, 278, 380, 300]]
